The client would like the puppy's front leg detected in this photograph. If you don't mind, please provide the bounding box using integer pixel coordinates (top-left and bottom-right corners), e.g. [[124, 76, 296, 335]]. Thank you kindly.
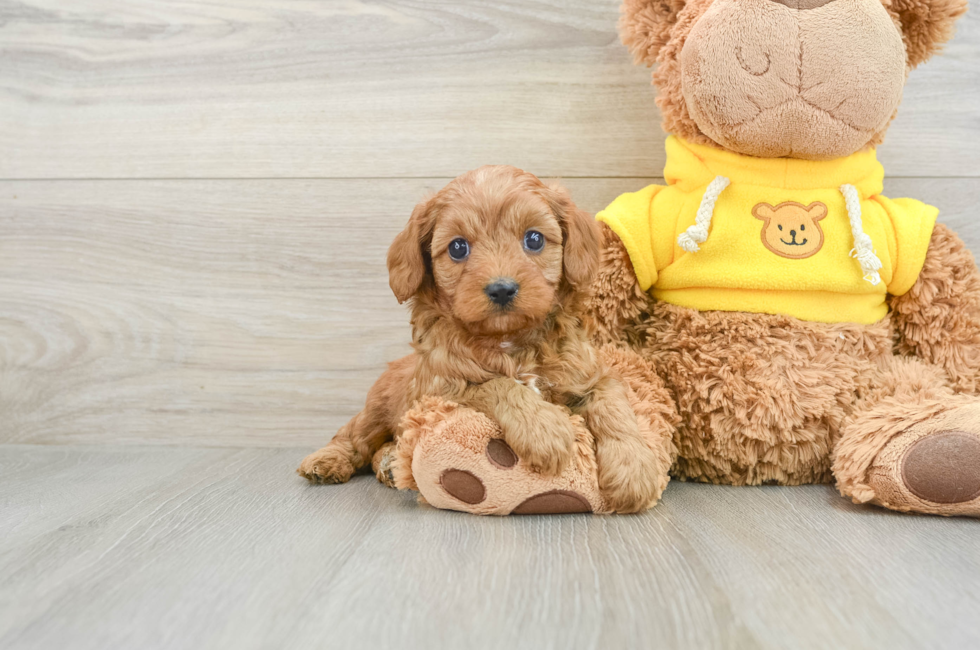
[[576, 374, 663, 513], [298, 415, 365, 484], [298, 356, 413, 484], [460, 378, 576, 476]]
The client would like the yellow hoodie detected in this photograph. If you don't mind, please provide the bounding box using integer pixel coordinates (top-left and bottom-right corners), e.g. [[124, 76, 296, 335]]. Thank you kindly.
[[596, 137, 938, 324]]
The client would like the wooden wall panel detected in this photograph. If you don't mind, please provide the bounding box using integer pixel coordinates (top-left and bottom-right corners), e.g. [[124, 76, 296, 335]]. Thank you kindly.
[[1, 177, 976, 447], [0, 1, 976, 179]]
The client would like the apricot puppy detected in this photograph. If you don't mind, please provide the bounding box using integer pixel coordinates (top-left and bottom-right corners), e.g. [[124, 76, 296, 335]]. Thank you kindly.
[[298, 166, 664, 513]]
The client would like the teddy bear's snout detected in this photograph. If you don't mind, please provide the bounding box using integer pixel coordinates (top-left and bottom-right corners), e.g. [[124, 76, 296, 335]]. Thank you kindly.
[[769, 0, 837, 10], [679, 0, 906, 159]]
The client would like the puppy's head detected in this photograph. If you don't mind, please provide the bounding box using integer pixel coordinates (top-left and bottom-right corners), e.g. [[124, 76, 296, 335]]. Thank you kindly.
[[387, 165, 598, 337]]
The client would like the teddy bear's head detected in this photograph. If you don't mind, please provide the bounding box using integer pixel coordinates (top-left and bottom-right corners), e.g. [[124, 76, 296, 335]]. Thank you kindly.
[[620, 0, 967, 160]]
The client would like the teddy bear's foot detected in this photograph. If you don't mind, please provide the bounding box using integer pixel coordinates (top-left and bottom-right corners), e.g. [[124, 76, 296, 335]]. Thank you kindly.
[[389, 397, 605, 515], [838, 399, 980, 517], [867, 420, 980, 517]]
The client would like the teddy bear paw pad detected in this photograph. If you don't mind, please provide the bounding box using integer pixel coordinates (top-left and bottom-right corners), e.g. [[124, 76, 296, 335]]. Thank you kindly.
[[410, 426, 604, 515], [901, 431, 980, 504], [486, 438, 518, 469], [439, 469, 487, 505], [864, 406, 980, 518], [435, 439, 594, 513], [511, 490, 592, 514]]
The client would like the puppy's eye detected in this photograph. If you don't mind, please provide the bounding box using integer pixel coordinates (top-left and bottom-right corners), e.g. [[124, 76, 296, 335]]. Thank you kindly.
[[778, 225, 783, 231], [800, 224, 806, 231], [523, 230, 545, 253], [448, 237, 470, 261]]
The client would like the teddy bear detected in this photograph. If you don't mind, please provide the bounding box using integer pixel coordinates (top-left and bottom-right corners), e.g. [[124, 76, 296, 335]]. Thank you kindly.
[[383, 0, 980, 517]]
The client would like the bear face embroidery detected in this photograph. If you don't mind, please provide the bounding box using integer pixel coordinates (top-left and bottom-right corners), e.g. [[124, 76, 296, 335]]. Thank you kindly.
[[752, 202, 828, 260]]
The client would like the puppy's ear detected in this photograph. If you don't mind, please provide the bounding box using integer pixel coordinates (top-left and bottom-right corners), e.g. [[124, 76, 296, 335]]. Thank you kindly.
[[620, 0, 687, 66], [387, 197, 437, 304], [888, 0, 967, 69], [544, 183, 600, 292]]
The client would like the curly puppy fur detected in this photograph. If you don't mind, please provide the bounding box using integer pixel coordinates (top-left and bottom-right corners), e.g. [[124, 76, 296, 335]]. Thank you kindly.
[[299, 166, 668, 513]]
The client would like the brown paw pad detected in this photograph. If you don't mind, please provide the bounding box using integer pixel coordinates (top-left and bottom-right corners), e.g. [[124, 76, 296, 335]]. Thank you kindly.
[[440, 469, 486, 505], [486, 438, 518, 469], [512, 490, 592, 515], [902, 431, 980, 504]]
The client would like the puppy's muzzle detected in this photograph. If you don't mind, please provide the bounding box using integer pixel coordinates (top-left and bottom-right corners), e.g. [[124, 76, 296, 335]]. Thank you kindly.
[[485, 278, 519, 308]]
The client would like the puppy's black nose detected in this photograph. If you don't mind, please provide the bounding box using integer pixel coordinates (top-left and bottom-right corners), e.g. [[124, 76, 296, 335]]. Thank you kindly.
[[485, 278, 519, 307]]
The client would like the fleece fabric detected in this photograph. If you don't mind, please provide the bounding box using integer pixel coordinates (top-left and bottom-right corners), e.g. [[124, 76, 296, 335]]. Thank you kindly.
[[596, 137, 938, 324]]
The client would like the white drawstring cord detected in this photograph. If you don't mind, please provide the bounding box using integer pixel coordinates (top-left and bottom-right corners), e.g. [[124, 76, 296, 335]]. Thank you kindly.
[[678, 176, 730, 253], [840, 184, 882, 286]]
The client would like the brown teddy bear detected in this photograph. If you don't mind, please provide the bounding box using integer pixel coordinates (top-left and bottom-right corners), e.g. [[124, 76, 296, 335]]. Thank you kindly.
[[386, 0, 980, 517]]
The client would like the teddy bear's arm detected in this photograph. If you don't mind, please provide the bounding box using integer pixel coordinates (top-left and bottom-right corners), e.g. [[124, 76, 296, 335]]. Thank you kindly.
[[890, 223, 980, 394], [582, 222, 651, 346]]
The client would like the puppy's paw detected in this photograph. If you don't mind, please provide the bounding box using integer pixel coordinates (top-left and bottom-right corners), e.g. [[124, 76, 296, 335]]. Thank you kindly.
[[298, 447, 356, 484], [502, 404, 576, 477], [372, 442, 398, 488], [596, 438, 664, 514]]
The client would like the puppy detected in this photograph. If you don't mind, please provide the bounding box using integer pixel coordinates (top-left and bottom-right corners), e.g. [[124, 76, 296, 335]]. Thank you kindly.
[[298, 166, 663, 513]]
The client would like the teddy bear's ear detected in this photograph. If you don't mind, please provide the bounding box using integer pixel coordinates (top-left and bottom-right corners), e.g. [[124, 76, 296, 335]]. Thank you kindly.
[[619, 0, 687, 67], [887, 0, 968, 69], [807, 203, 828, 221], [752, 204, 776, 221]]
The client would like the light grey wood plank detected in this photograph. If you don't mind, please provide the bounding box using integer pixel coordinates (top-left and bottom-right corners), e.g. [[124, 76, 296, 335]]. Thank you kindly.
[[0, 445, 977, 650], [1, 178, 977, 448], [0, 1, 976, 180]]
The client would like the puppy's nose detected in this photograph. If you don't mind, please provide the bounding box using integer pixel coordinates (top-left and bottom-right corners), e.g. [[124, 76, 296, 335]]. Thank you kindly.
[[485, 278, 519, 307], [770, 0, 836, 9], [790, 230, 797, 238]]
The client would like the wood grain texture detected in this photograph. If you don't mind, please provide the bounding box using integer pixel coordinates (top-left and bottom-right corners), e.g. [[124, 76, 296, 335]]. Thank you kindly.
[[2, 178, 978, 448], [0, 445, 978, 650], [0, 1, 977, 180]]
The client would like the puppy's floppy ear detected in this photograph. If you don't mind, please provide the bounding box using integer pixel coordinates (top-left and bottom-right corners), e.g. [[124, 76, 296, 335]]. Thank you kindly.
[[544, 183, 600, 292], [887, 0, 967, 69], [620, 0, 687, 66], [387, 197, 437, 304]]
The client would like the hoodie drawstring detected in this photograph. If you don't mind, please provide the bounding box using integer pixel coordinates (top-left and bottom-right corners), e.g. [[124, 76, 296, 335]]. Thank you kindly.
[[677, 176, 730, 253], [840, 184, 883, 286]]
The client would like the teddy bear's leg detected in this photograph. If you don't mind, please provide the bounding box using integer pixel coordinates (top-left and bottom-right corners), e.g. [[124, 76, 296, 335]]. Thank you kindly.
[[890, 223, 980, 395], [389, 397, 606, 515], [833, 356, 980, 516]]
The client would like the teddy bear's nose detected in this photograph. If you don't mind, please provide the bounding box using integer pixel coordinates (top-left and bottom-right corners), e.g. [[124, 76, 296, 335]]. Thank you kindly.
[[770, 0, 837, 9]]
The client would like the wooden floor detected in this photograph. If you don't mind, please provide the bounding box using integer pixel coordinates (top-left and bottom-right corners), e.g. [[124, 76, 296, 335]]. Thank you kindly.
[[1, 2, 979, 648], [2, 445, 979, 650]]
